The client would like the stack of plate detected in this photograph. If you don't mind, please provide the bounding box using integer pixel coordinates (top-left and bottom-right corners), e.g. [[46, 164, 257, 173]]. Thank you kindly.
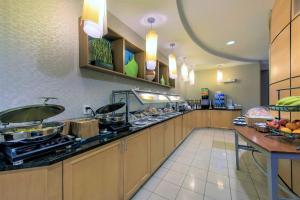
[[233, 117, 247, 126]]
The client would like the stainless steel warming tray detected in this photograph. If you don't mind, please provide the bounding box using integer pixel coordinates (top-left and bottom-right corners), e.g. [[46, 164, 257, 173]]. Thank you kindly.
[[0, 103, 65, 145]]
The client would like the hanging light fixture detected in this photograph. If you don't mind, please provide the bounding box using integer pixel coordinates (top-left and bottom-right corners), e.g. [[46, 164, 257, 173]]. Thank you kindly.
[[189, 69, 195, 85], [81, 0, 108, 38], [146, 17, 158, 70], [217, 68, 223, 83], [181, 58, 189, 82], [168, 43, 177, 79]]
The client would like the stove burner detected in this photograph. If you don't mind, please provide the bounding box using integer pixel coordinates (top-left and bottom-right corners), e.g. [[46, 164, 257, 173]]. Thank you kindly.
[[1, 134, 76, 166]]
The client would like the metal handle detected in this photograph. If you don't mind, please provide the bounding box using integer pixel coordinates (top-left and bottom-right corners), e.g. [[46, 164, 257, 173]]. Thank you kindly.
[[39, 97, 58, 104]]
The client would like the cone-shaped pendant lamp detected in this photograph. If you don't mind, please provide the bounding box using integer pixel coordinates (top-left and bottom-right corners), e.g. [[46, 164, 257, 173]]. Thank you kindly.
[[146, 17, 158, 70], [181, 58, 189, 82], [217, 68, 223, 83], [189, 69, 195, 85], [168, 43, 177, 79], [82, 0, 107, 38]]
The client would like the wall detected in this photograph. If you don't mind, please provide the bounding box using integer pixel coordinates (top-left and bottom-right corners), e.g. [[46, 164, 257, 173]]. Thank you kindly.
[[269, 0, 300, 194], [184, 64, 261, 113], [0, 0, 182, 120]]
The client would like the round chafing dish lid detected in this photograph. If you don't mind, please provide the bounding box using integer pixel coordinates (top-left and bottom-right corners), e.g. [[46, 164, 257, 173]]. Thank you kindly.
[[96, 102, 125, 114], [0, 104, 65, 124]]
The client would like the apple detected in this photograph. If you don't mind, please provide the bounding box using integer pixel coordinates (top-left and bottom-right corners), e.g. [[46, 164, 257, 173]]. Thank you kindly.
[[279, 119, 289, 126]]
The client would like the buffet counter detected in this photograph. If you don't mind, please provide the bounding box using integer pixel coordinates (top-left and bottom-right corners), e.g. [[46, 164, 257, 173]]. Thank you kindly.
[[0, 109, 241, 200]]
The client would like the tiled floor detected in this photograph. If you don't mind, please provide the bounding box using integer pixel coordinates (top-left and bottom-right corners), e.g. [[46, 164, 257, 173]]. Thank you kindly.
[[131, 128, 290, 200]]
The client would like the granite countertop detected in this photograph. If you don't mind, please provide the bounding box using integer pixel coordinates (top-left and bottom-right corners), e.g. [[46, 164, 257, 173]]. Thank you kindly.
[[0, 108, 242, 171], [0, 112, 187, 172], [195, 108, 242, 111]]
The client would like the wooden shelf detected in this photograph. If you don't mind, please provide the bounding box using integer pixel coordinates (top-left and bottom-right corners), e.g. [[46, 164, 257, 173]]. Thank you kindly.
[[80, 64, 172, 88], [79, 18, 175, 88]]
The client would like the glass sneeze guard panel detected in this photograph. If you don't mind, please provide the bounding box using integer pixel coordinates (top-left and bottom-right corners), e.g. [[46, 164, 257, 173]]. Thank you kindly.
[[132, 89, 170, 104], [167, 95, 183, 102]]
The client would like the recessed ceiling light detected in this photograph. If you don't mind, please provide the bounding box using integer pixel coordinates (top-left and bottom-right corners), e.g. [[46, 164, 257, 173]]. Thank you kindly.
[[226, 40, 235, 46]]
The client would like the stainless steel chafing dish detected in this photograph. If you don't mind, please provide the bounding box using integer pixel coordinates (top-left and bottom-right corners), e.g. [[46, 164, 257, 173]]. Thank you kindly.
[[0, 98, 65, 145]]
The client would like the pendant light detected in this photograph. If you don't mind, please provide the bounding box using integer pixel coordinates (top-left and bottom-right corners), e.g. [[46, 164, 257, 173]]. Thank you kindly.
[[189, 69, 195, 85], [146, 17, 158, 70], [81, 0, 107, 38], [168, 43, 177, 79], [181, 58, 189, 82], [217, 68, 223, 83]]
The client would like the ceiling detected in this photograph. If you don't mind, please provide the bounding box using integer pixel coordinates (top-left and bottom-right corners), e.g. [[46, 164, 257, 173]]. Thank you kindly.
[[108, 0, 274, 70]]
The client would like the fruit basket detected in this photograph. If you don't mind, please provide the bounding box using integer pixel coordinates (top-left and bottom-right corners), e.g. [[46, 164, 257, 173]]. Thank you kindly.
[[269, 128, 300, 140], [269, 105, 300, 112]]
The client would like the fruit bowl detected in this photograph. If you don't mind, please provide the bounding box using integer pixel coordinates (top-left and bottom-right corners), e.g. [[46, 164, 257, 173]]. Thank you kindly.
[[269, 128, 300, 140]]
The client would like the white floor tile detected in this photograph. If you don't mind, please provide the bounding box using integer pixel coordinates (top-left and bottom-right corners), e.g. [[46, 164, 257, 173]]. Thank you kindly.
[[182, 175, 206, 194], [143, 177, 162, 191], [163, 170, 186, 186], [209, 165, 229, 176], [132, 128, 274, 200], [204, 182, 231, 200], [162, 160, 175, 169], [229, 177, 257, 195], [131, 188, 152, 200], [191, 159, 210, 170], [154, 167, 169, 179], [207, 172, 230, 189], [230, 188, 259, 200], [154, 180, 181, 200], [186, 166, 207, 181], [175, 188, 204, 200], [148, 193, 167, 200], [170, 162, 190, 174], [175, 155, 194, 165]]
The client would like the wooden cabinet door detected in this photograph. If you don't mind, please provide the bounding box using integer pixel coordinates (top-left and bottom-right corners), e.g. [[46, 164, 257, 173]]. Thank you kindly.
[[187, 112, 193, 134], [164, 120, 175, 156], [182, 114, 189, 139], [191, 111, 197, 130], [174, 116, 183, 146], [270, 0, 291, 42], [0, 163, 62, 200], [63, 141, 123, 200], [292, 16, 300, 77], [197, 110, 210, 128], [124, 129, 150, 200], [210, 110, 238, 129], [210, 110, 219, 128], [270, 25, 291, 84], [150, 123, 165, 173]]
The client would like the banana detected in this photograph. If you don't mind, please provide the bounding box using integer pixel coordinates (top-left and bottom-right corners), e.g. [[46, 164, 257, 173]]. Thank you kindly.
[[282, 98, 300, 106], [288, 100, 300, 106], [276, 97, 294, 105], [276, 96, 300, 106]]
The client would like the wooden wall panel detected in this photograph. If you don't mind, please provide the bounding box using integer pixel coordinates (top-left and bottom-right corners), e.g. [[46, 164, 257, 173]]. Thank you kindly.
[[292, 77, 300, 194], [291, 16, 300, 77], [270, 0, 291, 42], [269, 80, 291, 119], [270, 0, 300, 195], [270, 26, 291, 84], [291, 77, 300, 120], [293, 0, 300, 19]]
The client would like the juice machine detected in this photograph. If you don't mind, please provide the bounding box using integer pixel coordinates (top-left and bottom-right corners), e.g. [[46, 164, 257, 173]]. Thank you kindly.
[[201, 88, 210, 109]]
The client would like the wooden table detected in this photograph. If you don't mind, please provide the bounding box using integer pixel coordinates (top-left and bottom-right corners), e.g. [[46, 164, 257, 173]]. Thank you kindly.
[[234, 126, 300, 200]]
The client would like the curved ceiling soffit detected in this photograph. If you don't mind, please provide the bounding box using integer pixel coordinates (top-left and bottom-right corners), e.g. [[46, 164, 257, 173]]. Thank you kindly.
[[176, 0, 263, 64]]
